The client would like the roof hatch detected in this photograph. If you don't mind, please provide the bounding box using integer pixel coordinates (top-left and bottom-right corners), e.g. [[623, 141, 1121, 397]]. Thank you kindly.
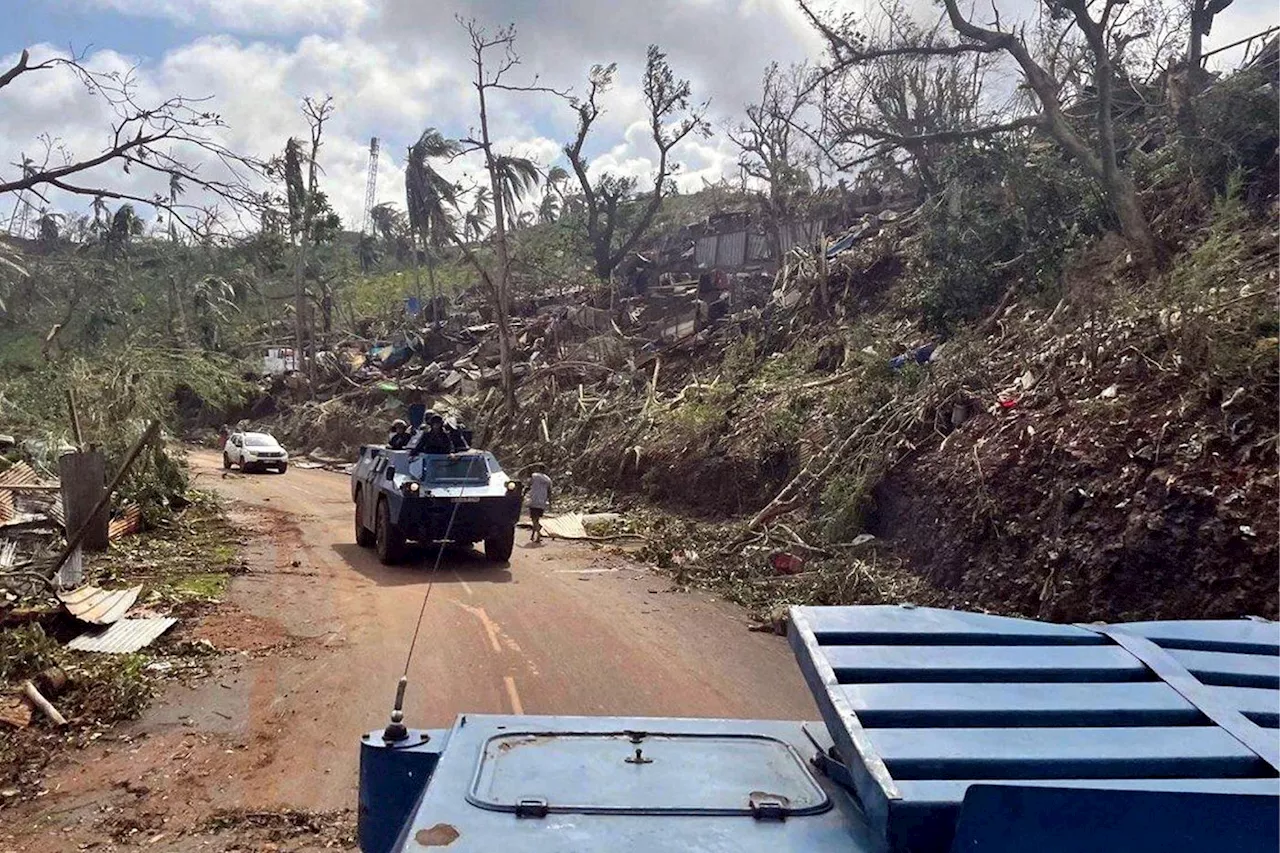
[[466, 730, 831, 818]]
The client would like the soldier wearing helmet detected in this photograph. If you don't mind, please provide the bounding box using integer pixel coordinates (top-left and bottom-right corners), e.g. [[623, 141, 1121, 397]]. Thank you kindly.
[[387, 419, 411, 449]]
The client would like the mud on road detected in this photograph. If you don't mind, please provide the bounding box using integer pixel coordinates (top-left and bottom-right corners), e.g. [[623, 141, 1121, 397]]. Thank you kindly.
[[1, 450, 815, 852]]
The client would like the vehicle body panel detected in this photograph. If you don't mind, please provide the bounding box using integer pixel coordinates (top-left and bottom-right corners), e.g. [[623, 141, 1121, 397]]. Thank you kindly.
[[224, 431, 289, 471], [358, 604, 1280, 853], [351, 446, 521, 546]]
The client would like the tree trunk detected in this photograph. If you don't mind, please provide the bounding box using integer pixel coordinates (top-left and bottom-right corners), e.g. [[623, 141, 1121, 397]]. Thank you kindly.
[[425, 248, 441, 325], [478, 83, 518, 414], [1108, 174, 1159, 269], [412, 240, 424, 310], [293, 237, 308, 385]]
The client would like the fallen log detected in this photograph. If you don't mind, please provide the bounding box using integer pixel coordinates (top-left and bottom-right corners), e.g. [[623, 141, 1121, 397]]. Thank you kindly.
[[21, 680, 66, 726]]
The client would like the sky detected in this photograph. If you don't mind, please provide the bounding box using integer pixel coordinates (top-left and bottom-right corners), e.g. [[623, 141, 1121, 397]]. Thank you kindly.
[[2, 0, 1275, 233]]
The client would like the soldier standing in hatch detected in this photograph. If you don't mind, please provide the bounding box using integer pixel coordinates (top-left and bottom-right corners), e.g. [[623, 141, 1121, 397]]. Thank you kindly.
[[527, 465, 552, 543], [387, 419, 411, 449]]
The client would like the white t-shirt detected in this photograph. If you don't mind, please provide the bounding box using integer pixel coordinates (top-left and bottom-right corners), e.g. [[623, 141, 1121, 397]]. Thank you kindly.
[[528, 472, 552, 510]]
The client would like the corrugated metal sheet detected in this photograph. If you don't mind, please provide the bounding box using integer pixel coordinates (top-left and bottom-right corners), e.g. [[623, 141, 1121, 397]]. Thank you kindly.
[[714, 230, 747, 267], [747, 233, 771, 262], [68, 617, 176, 654], [0, 462, 41, 522], [779, 220, 825, 254], [58, 584, 141, 625], [694, 235, 717, 268], [56, 546, 83, 588], [0, 540, 16, 568], [108, 505, 142, 540], [789, 604, 1280, 853]]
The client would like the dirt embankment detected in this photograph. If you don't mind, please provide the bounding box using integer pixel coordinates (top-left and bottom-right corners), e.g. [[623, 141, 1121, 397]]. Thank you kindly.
[[494, 217, 1280, 625]]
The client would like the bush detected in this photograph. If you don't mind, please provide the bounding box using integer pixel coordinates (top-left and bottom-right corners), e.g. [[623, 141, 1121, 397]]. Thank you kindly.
[[1182, 69, 1279, 207], [916, 140, 1109, 331]]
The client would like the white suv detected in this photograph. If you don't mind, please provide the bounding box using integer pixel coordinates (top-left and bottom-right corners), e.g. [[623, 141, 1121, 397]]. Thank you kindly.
[[223, 431, 289, 473]]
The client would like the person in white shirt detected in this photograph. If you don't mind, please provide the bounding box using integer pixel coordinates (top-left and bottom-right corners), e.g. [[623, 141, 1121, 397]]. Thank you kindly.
[[527, 465, 552, 543]]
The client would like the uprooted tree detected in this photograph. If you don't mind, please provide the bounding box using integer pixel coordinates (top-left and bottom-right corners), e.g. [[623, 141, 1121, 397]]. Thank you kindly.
[[564, 46, 709, 284], [798, 0, 1182, 268]]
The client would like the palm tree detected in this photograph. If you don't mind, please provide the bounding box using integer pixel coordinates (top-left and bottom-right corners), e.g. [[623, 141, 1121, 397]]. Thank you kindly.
[[90, 195, 109, 240], [369, 202, 407, 248], [537, 193, 561, 225], [36, 212, 63, 245], [492, 155, 541, 231], [107, 204, 143, 254], [538, 165, 569, 224], [405, 127, 462, 319], [464, 186, 492, 243], [191, 275, 237, 350]]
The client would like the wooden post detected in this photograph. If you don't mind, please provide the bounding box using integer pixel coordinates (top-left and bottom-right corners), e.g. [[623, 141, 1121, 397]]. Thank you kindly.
[[65, 389, 84, 447], [48, 420, 160, 578], [59, 449, 108, 552]]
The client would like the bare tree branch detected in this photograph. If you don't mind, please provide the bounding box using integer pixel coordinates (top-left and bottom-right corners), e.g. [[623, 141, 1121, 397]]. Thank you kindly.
[[564, 45, 709, 283], [0, 48, 266, 234]]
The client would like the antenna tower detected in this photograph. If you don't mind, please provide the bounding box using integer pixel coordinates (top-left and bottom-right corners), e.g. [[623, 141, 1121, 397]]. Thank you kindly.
[[360, 136, 380, 236]]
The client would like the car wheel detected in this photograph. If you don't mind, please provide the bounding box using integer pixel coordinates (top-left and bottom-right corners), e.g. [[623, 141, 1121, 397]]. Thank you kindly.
[[375, 498, 406, 565], [276, 463, 288, 474], [354, 491, 375, 548], [222, 453, 231, 470], [485, 525, 515, 563]]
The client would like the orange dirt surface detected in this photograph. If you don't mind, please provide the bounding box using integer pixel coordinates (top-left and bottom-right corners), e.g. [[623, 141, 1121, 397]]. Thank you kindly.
[[1, 450, 816, 852]]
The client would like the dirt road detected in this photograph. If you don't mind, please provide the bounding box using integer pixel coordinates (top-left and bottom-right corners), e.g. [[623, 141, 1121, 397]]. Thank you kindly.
[[3, 450, 815, 851]]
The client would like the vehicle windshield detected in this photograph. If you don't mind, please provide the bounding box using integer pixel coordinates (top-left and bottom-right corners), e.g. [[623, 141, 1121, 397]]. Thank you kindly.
[[244, 433, 278, 448], [428, 455, 492, 482]]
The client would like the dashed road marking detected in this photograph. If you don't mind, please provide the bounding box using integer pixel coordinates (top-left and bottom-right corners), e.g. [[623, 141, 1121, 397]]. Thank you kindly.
[[503, 676, 524, 715], [450, 599, 502, 653]]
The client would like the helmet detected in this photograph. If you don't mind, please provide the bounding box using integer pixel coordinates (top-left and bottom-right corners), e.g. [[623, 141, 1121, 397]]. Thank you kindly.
[[392, 418, 408, 429]]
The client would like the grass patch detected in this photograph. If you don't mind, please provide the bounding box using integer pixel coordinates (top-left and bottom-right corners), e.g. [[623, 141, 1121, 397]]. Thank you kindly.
[[88, 489, 241, 602], [172, 572, 230, 601]]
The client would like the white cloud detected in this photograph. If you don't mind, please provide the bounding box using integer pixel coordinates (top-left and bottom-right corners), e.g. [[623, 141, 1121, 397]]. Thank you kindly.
[[18, 0, 1270, 238], [82, 0, 373, 34]]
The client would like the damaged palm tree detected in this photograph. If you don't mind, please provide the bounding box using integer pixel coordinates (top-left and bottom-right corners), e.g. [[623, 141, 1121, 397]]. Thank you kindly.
[[405, 127, 462, 323]]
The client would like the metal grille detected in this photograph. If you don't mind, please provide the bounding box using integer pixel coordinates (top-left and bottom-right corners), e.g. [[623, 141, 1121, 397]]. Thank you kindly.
[[789, 604, 1280, 853]]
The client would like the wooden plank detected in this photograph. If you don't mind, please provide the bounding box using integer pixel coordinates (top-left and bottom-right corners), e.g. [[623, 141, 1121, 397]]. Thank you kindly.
[[59, 450, 108, 552], [839, 683, 1199, 728], [867, 726, 1268, 780], [823, 645, 1148, 684]]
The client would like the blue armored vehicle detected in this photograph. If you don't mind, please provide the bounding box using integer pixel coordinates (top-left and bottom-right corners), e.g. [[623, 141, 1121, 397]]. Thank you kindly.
[[351, 405, 522, 565], [358, 604, 1279, 853]]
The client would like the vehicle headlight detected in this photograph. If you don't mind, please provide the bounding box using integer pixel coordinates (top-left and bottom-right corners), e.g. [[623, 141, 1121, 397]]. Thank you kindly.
[[505, 481, 517, 491], [401, 481, 420, 494]]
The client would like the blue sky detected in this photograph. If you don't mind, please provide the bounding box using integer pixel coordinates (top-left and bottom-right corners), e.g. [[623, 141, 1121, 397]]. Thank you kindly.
[[2, 0, 1275, 230]]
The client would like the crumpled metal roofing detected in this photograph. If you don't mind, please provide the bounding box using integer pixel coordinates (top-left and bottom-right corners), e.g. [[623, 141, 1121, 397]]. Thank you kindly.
[[0, 462, 41, 522], [108, 504, 142, 540], [67, 617, 176, 654], [58, 584, 142, 625]]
